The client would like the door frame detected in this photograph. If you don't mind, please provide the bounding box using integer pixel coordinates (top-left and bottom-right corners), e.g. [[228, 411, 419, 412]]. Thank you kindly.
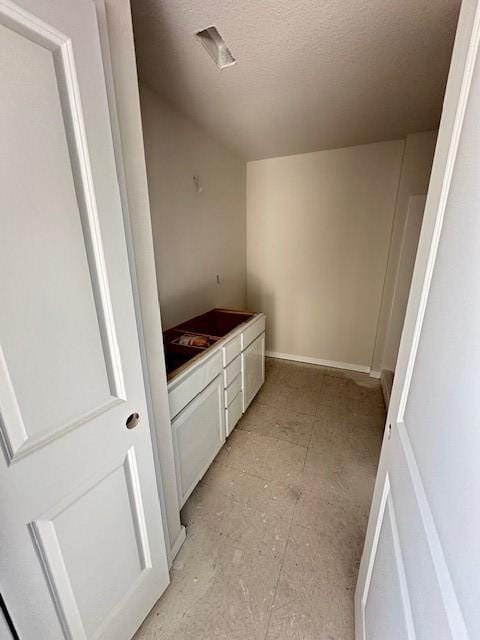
[[355, 0, 480, 637], [92, 0, 185, 565]]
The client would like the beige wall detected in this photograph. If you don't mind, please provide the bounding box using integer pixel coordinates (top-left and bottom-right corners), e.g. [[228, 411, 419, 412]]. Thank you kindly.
[[246, 140, 405, 370], [371, 130, 437, 374], [140, 84, 246, 329]]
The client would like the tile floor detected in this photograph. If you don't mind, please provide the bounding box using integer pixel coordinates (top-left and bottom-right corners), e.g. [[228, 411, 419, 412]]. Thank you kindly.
[[134, 358, 386, 640]]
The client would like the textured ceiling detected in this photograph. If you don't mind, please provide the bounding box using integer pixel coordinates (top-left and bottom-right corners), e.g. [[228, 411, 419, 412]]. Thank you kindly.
[[131, 0, 460, 160]]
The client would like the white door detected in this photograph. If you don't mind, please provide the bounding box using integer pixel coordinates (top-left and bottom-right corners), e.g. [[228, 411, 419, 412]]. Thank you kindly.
[[356, 1, 480, 639], [0, 0, 169, 638]]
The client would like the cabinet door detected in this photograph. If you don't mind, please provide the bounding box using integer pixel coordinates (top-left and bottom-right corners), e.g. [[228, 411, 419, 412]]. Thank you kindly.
[[242, 333, 265, 411], [225, 390, 243, 437], [172, 375, 225, 507]]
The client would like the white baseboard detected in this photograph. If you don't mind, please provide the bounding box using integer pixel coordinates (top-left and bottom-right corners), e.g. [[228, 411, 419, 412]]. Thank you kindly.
[[168, 525, 186, 567], [380, 369, 394, 407], [369, 369, 382, 379], [266, 350, 371, 374]]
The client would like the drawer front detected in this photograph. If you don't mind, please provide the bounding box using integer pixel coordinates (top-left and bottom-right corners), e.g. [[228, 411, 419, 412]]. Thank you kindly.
[[222, 334, 241, 367], [223, 354, 241, 387], [241, 315, 266, 350], [225, 390, 243, 437], [172, 374, 225, 507], [242, 332, 265, 411], [169, 351, 222, 419], [225, 373, 242, 407]]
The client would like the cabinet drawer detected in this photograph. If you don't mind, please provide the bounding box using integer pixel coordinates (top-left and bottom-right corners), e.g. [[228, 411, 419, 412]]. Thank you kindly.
[[225, 373, 242, 407], [169, 351, 222, 419], [222, 334, 241, 366], [225, 390, 243, 437], [224, 354, 241, 387], [241, 315, 266, 350], [242, 332, 265, 411], [172, 374, 225, 507]]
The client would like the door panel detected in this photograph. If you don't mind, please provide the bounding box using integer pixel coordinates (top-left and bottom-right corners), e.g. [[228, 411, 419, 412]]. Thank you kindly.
[[0, 10, 123, 461], [172, 374, 225, 507], [0, 612, 13, 640], [402, 63, 480, 631], [31, 448, 151, 639], [356, 1, 479, 638], [389, 425, 451, 640], [0, 1, 169, 638], [363, 477, 411, 640]]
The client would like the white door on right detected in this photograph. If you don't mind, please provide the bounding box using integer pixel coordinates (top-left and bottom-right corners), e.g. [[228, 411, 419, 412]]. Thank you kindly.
[[356, 1, 480, 639]]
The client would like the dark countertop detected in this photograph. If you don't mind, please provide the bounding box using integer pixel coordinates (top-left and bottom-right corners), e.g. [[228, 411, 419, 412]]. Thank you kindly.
[[163, 308, 256, 380]]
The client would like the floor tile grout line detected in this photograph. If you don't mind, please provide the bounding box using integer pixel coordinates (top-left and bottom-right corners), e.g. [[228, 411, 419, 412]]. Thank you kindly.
[[263, 410, 312, 640], [263, 537, 290, 640], [263, 482, 301, 640]]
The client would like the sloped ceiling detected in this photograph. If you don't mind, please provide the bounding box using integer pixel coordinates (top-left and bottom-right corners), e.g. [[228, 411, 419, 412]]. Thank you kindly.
[[131, 0, 460, 160]]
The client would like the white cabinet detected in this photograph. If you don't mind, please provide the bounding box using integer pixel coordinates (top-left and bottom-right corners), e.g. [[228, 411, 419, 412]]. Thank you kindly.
[[167, 312, 266, 507], [241, 315, 266, 350], [225, 389, 243, 436], [224, 354, 241, 386], [224, 373, 242, 407], [172, 375, 225, 507], [242, 332, 266, 411], [222, 334, 241, 366]]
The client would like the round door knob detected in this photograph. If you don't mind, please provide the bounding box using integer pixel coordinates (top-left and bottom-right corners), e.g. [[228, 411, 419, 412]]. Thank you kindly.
[[126, 412, 140, 429]]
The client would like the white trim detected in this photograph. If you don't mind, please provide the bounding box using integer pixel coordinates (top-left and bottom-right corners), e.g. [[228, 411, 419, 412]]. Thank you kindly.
[[124, 447, 153, 570], [360, 474, 415, 640], [387, 494, 416, 640], [93, 0, 184, 563], [397, 421, 469, 638], [266, 350, 370, 374], [359, 474, 390, 640], [369, 369, 382, 379], [380, 369, 394, 407], [169, 526, 186, 566], [29, 520, 86, 640]]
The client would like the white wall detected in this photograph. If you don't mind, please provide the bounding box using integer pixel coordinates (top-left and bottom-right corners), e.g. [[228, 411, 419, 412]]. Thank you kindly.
[[139, 85, 246, 329], [371, 130, 437, 374], [246, 140, 405, 371]]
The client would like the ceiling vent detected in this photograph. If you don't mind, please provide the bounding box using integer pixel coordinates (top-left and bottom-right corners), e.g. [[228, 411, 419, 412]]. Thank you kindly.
[[195, 26, 236, 70]]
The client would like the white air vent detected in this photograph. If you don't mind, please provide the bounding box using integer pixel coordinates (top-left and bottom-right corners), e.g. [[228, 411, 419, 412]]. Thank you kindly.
[[195, 26, 236, 70]]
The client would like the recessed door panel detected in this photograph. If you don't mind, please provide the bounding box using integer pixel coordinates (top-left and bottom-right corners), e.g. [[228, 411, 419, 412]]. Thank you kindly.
[[364, 478, 412, 640], [31, 448, 151, 639], [0, 12, 124, 462], [389, 425, 451, 640]]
